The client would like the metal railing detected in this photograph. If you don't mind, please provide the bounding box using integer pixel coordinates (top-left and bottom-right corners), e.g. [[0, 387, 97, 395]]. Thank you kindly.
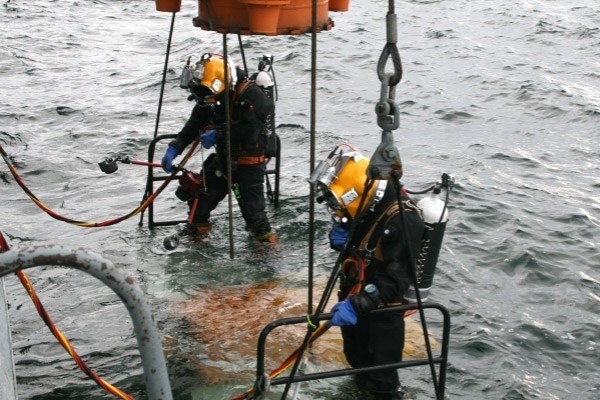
[[0, 245, 173, 400], [255, 302, 450, 399], [141, 134, 281, 230]]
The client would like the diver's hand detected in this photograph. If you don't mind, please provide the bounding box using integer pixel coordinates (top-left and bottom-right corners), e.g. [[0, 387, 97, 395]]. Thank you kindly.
[[328, 223, 349, 251], [200, 129, 217, 149], [328, 299, 358, 326], [161, 145, 179, 173]]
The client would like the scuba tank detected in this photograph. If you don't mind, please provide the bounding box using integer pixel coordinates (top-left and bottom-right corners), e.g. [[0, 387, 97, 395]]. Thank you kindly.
[[404, 186, 449, 303]]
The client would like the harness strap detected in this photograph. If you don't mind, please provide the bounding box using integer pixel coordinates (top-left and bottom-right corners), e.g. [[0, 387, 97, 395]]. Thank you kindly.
[[357, 202, 400, 262], [236, 155, 265, 165], [358, 198, 422, 264], [340, 202, 399, 298], [231, 79, 250, 107]]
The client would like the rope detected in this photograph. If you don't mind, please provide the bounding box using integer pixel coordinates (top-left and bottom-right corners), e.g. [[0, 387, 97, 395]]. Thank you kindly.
[[280, 1, 324, 397], [0, 232, 133, 399], [139, 9, 178, 227], [0, 139, 198, 228]]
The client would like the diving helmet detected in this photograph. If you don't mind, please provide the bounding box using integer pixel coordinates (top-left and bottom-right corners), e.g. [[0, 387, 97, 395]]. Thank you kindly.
[[181, 53, 237, 103], [309, 145, 380, 220]]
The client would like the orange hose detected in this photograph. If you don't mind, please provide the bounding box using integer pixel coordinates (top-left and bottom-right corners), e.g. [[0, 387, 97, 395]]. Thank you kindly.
[[0, 232, 134, 399], [0, 140, 198, 228]]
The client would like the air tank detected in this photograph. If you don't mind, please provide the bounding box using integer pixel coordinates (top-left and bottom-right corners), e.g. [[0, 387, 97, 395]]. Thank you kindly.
[[404, 190, 448, 303]]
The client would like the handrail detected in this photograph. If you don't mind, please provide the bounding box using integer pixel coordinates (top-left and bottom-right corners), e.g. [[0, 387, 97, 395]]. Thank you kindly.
[[255, 302, 450, 399], [0, 245, 172, 400], [1, 278, 17, 400]]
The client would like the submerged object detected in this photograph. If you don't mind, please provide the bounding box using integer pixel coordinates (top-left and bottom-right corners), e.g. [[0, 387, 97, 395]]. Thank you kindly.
[[173, 278, 438, 383]]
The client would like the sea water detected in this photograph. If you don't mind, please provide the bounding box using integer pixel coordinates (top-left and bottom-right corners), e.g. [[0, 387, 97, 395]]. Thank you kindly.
[[1, 0, 598, 399]]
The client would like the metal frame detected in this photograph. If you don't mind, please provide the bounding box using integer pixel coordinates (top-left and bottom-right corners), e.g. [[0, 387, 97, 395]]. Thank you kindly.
[[0, 245, 173, 400], [255, 302, 450, 399], [142, 134, 281, 230], [1, 278, 17, 400], [142, 134, 187, 229], [264, 134, 281, 207]]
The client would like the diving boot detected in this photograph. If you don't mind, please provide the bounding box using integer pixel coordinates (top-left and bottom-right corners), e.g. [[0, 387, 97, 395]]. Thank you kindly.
[[255, 231, 278, 244], [193, 222, 212, 240], [372, 388, 405, 400]]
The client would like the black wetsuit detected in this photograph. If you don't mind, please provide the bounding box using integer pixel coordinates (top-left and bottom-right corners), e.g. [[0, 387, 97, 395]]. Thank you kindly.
[[338, 184, 424, 399], [169, 80, 275, 238]]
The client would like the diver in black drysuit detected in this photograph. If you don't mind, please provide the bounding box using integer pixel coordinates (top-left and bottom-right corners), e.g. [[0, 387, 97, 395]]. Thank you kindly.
[[164, 68, 276, 242], [331, 183, 424, 399]]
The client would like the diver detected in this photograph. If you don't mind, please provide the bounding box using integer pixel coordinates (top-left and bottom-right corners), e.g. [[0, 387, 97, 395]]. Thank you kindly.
[[161, 52, 277, 243], [310, 145, 425, 400]]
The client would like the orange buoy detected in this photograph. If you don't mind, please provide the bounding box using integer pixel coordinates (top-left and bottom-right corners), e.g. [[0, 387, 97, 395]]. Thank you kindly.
[[239, 0, 290, 35], [329, 0, 350, 12], [196, 0, 249, 33], [155, 0, 182, 13], [278, 0, 330, 35], [193, 0, 337, 36]]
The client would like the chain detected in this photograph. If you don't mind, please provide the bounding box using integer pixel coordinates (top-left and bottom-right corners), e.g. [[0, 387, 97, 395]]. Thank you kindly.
[[376, 4, 403, 131], [368, 0, 404, 180]]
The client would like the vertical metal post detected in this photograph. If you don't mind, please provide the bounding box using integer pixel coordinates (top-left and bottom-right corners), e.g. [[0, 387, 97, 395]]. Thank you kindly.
[[0, 278, 17, 400]]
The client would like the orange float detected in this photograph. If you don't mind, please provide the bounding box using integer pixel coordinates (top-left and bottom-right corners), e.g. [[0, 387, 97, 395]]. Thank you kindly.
[[328, 0, 350, 12], [155, 0, 182, 13], [155, 0, 349, 36], [277, 0, 330, 35], [239, 0, 291, 35], [194, 0, 334, 35]]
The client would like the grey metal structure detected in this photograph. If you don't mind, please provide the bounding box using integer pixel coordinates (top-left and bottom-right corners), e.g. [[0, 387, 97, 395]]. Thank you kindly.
[[1, 277, 18, 400], [0, 245, 172, 400]]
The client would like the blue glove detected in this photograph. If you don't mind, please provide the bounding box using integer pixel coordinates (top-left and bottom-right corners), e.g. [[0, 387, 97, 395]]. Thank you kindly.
[[329, 223, 349, 251], [161, 145, 179, 173], [329, 299, 358, 326], [200, 129, 217, 149]]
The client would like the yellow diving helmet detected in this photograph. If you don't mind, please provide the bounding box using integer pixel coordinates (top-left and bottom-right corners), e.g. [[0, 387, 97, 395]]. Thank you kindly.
[[186, 53, 237, 103], [309, 145, 380, 220]]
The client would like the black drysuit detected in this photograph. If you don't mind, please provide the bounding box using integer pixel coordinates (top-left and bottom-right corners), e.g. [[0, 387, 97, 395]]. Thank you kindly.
[[338, 184, 424, 398], [169, 80, 275, 238]]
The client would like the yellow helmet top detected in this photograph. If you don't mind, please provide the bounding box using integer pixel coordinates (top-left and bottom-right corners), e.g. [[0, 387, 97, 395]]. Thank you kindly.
[[190, 53, 237, 100], [310, 146, 378, 220]]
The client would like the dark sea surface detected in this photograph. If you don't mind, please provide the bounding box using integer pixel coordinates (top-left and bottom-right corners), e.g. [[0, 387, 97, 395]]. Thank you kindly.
[[1, 0, 599, 399]]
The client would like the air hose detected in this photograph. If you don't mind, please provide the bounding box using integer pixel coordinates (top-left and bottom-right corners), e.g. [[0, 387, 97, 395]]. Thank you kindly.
[[0, 139, 198, 228]]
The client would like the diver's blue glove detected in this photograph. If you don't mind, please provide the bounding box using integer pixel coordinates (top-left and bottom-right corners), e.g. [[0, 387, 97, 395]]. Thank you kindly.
[[328, 298, 358, 326], [161, 145, 180, 173], [329, 223, 349, 251], [200, 129, 217, 149]]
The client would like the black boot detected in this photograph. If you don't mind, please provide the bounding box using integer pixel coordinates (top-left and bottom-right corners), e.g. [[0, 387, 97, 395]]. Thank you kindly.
[[373, 388, 405, 400]]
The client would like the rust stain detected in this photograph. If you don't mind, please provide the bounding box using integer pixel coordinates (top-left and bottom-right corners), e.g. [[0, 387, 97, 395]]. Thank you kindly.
[[172, 278, 438, 383]]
